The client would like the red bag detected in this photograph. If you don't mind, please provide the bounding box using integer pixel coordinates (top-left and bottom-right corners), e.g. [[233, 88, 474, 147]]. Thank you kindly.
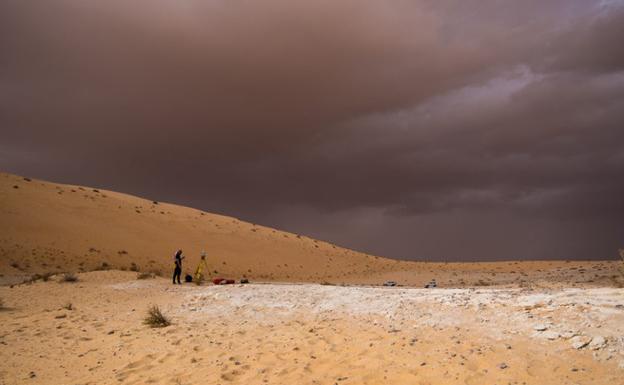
[[212, 278, 235, 285]]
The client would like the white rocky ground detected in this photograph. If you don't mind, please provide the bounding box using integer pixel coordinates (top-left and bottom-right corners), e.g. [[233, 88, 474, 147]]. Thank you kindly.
[[174, 284, 624, 366]]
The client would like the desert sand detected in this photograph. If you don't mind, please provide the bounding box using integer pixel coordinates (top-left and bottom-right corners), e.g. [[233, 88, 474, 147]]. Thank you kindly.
[[1, 271, 623, 385], [1, 172, 623, 385]]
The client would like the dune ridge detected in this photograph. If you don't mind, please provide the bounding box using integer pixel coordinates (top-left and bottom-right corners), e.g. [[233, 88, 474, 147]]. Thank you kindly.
[[1, 172, 621, 288]]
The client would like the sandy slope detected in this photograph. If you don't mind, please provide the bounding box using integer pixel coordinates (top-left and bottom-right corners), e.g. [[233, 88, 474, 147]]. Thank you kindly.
[[0, 172, 385, 284], [1, 172, 621, 288], [1, 271, 623, 385]]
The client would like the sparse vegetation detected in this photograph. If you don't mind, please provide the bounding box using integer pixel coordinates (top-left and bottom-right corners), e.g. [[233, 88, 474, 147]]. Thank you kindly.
[[95, 262, 110, 271], [60, 273, 78, 283], [63, 303, 73, 310], [143, 306, 170, 328], [130, 262, 140, 272], [616, 249, 624, 287]]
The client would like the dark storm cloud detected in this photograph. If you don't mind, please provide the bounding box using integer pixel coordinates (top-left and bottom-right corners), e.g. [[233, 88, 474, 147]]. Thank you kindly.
[[1, 0, 623, 260]]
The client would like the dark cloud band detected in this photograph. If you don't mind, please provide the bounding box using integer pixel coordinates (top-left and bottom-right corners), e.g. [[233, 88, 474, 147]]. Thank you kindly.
[[1, 0, 623, 260]]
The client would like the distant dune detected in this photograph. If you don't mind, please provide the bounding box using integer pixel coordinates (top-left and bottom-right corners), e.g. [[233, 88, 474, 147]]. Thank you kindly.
[[0, 172, 621, 287]]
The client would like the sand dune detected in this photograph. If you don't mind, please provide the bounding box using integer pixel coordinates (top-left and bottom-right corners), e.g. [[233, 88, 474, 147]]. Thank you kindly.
[[1, 172, 621, 288], [0, 172, 385, 284]]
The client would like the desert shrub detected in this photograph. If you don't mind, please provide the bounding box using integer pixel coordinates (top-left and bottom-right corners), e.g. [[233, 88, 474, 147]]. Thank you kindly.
[[320, 281, 332, 286], [10, 262, 19, 269], [94, 262, 110, 271], [130, 262, 140, 272], [60, 273, 78, 283], [27, 272, 53, 283], [137, 272, 154, 280], [0, 298, 3, 308], [143, 306, 170, 328], [63, 303, 73, 310]]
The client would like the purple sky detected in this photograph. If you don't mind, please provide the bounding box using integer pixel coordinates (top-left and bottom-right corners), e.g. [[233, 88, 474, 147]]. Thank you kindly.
[[1, 1, 623, 260]]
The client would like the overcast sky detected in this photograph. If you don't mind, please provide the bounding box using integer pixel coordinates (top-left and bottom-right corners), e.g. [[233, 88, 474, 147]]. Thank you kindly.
[[2, 0, 623, 260]]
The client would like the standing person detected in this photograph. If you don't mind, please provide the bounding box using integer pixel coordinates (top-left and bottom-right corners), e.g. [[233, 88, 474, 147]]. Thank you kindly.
[[194, 250, 208, 283], [172, 250, 184, 285]]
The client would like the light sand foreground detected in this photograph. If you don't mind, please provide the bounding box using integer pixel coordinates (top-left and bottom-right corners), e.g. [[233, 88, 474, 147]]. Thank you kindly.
[[1, 271, 623, 385]]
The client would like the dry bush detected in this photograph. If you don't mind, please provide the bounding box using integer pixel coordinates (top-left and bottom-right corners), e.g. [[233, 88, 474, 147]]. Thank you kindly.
[[143, 306, 170, 328], [63, 303, 73, 310], [0, 298, 3, 308], [95, 262, 110, 271], [616, 249, 624, 285], [60, 273, 78, 283], [130, 262, 140, 272], [29, 273, 43, 282], [27, 272, 54, 283]]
